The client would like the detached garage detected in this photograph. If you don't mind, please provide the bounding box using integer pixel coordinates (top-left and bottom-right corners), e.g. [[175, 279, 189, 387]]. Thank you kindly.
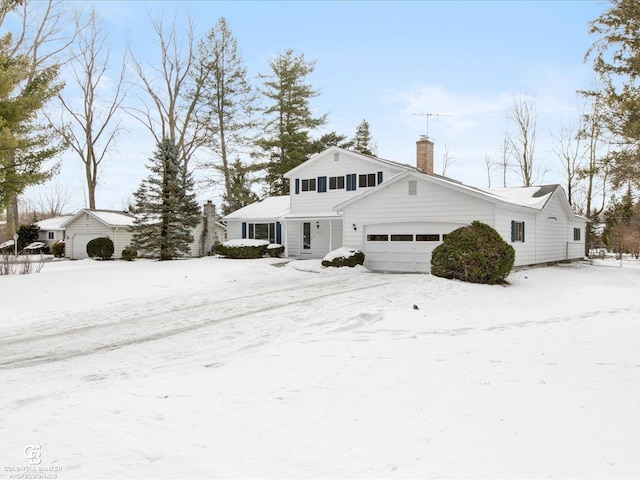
[[336, 170, 588, 273], [61, 209, 135, 260]]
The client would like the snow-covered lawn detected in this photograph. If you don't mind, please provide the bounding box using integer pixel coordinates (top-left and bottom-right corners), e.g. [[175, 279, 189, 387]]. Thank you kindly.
[[1, 256, 639, 478]]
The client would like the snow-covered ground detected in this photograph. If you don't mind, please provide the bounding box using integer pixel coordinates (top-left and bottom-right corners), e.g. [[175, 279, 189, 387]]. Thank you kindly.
[[1, 256, 639, 478]]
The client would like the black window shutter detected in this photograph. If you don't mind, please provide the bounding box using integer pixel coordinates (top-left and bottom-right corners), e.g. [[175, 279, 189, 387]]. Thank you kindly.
[[510, 221, 515, 242], [295, 179, 300, 194], [242, 222, 247, 239]]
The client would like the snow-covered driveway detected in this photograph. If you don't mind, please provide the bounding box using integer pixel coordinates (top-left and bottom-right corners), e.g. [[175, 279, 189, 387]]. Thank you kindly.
[[1, 257, 639, 478]]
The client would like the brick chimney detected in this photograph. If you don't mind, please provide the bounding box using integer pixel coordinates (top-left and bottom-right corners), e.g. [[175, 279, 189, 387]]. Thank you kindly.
[[203, 200, 218, 254], [416, 135, 434, 174]]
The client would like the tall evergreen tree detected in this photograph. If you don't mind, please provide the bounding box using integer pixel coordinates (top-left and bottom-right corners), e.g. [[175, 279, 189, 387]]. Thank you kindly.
[[132, 138, 201, 260], [195, 17, 257, 205], [0, 32, 63, 219], [588, 0, 640, 188], [307, 131, 352, 156], [256, 49, 326, 195], [351, 119, 376, 156], [221, 157, 259, 215]]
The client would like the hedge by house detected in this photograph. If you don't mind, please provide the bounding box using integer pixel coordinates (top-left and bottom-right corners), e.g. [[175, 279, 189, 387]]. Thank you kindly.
[[86, 237, 114, 260], [430, 221, 515, 284], [216, 239, 269, 259], [321, 247, 365, 267]]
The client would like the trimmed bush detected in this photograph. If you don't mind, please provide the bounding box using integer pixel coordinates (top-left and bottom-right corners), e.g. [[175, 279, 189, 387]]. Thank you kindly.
[[86, 237, 114, 260], [51, 241, 65, 258], [430, 221, 515, 285], [121, 246, 137, 261], [266, 243, 285, 258], [216, 239, 269, 259], [322, 247, 365, 268]]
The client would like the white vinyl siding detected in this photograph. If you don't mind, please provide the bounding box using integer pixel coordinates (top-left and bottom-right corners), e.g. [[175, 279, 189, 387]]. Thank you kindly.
[[65, 214, 133, 260], [342, 177, 495, 251], [288, 150, 405, 215]]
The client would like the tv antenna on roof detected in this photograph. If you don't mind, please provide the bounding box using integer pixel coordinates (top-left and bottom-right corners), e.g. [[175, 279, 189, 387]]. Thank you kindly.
[[413, 112, 452, 139]]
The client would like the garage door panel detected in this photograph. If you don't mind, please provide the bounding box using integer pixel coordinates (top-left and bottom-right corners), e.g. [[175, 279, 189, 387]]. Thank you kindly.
[[364, 222, 464, 273]]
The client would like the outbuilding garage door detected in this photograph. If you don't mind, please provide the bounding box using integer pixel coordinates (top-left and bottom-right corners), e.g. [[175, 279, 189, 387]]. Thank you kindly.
[[71, 233, 103, 260], [364, 222, 464, 273]]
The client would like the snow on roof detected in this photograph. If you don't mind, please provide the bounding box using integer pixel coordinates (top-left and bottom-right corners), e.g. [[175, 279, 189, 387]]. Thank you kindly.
[[223, 196, 290, 220], [482, 185, 558, 209], [91, 210, 136, 227], [35, 215, 74, 230]]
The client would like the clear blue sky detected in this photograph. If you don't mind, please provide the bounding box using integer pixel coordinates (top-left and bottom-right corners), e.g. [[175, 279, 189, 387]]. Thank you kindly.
[[23, 0, 609, 212]]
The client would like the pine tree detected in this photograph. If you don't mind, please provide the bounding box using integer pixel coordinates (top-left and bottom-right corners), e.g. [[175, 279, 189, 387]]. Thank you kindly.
[[221, 158, 259, 215], [589, 0, 640, 188], [132, 138, 201, 260], [0, 33, 63, 218], [307, 131, 352, 156], [195, 17, 257, 205], [256, 49, 326, 195], [351, 119, 376, 156]]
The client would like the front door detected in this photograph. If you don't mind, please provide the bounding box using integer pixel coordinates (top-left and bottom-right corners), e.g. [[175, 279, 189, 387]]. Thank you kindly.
[[302, 222, 312, 254]]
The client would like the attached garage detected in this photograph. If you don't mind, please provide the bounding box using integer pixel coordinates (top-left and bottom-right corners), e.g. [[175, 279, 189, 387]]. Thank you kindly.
[[62, 209, 135, 260], [364, 222, 464, 272]]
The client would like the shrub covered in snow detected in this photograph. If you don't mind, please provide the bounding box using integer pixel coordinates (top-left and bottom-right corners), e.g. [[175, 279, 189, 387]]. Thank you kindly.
[[51, 241, 65, 258], [430, 221, 515, 285], [321, 247, 365, 268], [266, 243, 285, 258], [121, 246, 137, 261], [216, 239, 269, 259], [86, 237, 114, 260]]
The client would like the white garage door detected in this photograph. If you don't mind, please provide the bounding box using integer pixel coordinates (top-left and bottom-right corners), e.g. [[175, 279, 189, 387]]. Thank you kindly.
[[364, 222, 464, 273], [71, 234, 104, 260]]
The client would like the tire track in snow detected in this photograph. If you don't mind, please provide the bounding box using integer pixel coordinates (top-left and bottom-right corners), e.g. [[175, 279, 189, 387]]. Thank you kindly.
[[0, 279, 390, 370]]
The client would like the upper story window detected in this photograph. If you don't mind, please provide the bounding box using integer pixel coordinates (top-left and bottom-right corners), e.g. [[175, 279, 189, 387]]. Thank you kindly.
[[48, 232, 55, 240], [329, 176, 345, 190], [301, 178, 316, 192], [359, 173, 376, 188]]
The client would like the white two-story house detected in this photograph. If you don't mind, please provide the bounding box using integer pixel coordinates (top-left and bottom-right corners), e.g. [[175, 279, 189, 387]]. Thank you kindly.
[[223, 137, 588, 272]]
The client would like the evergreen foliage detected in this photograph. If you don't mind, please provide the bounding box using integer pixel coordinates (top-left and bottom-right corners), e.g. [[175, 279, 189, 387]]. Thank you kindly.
[[307, 132, 352, 156], [131, 138, 201, 261], [216, 240, 268, 258], [195, 17, 258, 209], [121, 245, 137, 261], [431, 221, 515, 285], [321, 249, 365, 268], [16, 223, 39, 250], [255, 49, 326, 195], [86, 237, 114, 260], [266, 243, 284, 257], [351, 119, 376, 156], [602, 185, 640, 254], [51, 241, 65, 258], [0, 32, 64, 211], [589, 0, 640, 188], [221, 158, 259, 215]]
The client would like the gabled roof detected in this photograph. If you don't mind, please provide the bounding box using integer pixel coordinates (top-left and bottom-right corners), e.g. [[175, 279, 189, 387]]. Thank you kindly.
[[283, 146, 414, 178], [61, 209, 136, 228], [35, 215, 74, 230], [334, 170, 573, 214], [223, 196, 290, 220]]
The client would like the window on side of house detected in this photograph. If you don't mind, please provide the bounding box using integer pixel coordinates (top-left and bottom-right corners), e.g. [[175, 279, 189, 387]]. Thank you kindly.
[[574, 227, 581, 241], [408, 180, 417, 196], [358, 173, 377, 188], [48, 232, 55, 240], [301, 178, 316, 192], [511, 221, 525, 242], [329, 176, 345, 190]]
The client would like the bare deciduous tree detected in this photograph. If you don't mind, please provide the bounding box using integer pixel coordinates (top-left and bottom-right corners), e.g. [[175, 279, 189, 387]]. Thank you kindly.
[[484, 153, 493, 188], [128, 12, 208, 170], [1, 0, 76, 236], [441, 141, 454, 176], [552, 121, 584, 208], [48, 8, 127, 210], [498, 131, 512, 187], [508, 94, 540, 187]]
